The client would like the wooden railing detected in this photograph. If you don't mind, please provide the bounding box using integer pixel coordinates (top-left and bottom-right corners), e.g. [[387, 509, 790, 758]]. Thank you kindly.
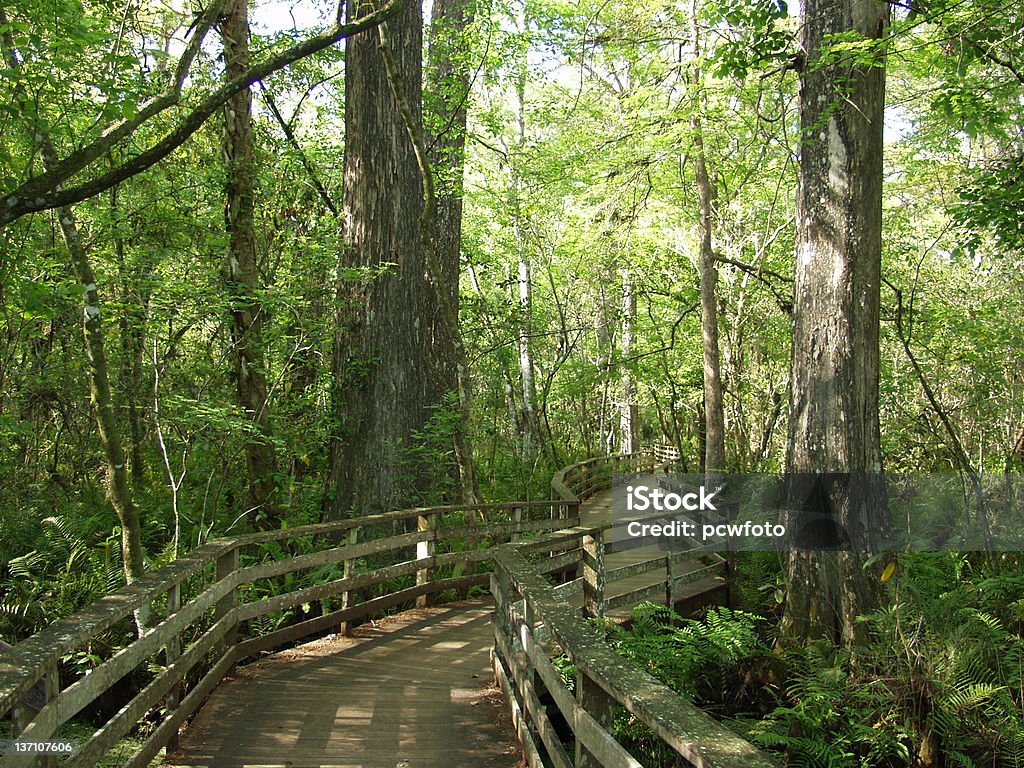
[[494, 450, 777, 768], [0, 499, 577, 767], [491, 547, 775, 768], [1, 446, 770, 768], [551, 450, 668, 504]]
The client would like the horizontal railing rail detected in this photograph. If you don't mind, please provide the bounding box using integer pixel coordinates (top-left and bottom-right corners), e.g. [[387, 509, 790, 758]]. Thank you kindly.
[[551, 450, 668, 505], [0, 499, 577, 768]]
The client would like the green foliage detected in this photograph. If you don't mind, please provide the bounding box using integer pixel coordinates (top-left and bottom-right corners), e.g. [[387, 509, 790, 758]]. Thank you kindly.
[[735, 643, 914, 768], [604, 603, 767, 704], [730, 554, 1024, 767], [0, 512, 132, 656]]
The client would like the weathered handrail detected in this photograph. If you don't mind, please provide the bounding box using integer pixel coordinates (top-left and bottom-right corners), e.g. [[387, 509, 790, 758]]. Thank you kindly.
[[1, 445, 758, 768], [0, 499, 578, 767], [495, 449, 776, 768], [491, 546, 775, 768]]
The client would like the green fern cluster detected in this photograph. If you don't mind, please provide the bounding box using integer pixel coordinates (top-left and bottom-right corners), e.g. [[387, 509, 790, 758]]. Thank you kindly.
[[1, 514, 125, 641], [604, 603, 767, 703], [736, 553, 1024, 768], [732, 642, 913, 768]]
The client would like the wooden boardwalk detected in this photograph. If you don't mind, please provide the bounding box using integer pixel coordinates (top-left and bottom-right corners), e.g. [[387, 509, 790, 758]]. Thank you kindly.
[[579, 475, 727, 617], [164, 474, 719, 768], [164, 600, 521, 768]]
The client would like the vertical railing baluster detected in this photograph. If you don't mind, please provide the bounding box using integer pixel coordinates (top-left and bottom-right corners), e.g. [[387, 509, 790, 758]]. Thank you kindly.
[[340, 526, 360, 635], [416, 511, 436, 607], [214, 545, 239, 666], [165, 582, 182, 753], [575, 670, 615, 768], [37, 661, 59, 768], [581, 528, 605, 618], [665, 553, 675, 608]]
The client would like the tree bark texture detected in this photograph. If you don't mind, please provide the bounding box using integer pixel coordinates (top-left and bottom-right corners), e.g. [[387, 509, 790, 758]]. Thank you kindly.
[[425, 0, 473, 398], [781, 0, 889, 648], [221, 0, 280, 528], [329, 0, 435, 517]]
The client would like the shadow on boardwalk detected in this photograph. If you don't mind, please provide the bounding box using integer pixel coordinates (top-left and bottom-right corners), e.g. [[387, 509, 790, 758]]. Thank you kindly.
[[165, 599, 522, 768]]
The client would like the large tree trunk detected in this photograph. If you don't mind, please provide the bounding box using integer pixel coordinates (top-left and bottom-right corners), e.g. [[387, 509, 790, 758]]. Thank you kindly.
[[780, 0, 889, 649], [328, 0, 433, 518], [221, 0, 280, 528]]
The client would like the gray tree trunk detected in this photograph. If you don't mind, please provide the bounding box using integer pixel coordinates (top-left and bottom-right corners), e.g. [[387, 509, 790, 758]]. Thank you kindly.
[[780, 0, 889, 649], [328, 0, 434, 517], [426, 0, 481, 504], [221, 0, 280, 527], [619, 269, 638, 454], [690, 1, 725, 476]]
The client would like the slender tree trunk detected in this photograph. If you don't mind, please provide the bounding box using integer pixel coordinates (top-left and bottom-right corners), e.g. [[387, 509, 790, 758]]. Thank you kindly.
[[426, 0, 481, 503], [619, 268, 638, 454], [328, 0, 433, 518], [690, 3, 725, 475], [111, 185, 150, 486], [221, 0, 280, 527], [780, 0, 890, 649]]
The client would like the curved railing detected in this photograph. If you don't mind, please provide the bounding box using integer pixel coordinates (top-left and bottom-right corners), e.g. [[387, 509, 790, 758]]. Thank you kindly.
[[551, 450, 664, 504], [494, 449, 777, 768], [0, 499, 576, 767]]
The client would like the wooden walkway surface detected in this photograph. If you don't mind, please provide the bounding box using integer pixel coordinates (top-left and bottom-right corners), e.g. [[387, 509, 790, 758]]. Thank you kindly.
[[164, 600, 521, 768]]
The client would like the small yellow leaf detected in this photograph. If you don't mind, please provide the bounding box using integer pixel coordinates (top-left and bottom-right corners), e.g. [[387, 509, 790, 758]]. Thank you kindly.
[[881, 561, 897, 583]]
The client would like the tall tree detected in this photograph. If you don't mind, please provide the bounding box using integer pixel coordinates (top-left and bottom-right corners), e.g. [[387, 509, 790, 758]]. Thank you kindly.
[[689, 0, 725, 475], [220, 0, 281, 527], [780, 0, 890, 648], [425, 0, 482, 503], [328, 0, 435, 517]]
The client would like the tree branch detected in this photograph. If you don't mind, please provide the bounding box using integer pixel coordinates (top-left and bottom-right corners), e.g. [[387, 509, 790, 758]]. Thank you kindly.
[[0, 0, 402, 229]]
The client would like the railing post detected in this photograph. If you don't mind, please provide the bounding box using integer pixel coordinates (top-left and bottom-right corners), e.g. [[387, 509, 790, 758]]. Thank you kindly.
[[37, 661, 60, 768], [665, 553, 675, 608], [416, 511, 436, 608], [165, 582, 182, 753], [581, 529, 605, 618], [214, 545, 239, 664], [340, 526, 360, 636], [511, 506, 523, 542], [575, 670, 616, 768]]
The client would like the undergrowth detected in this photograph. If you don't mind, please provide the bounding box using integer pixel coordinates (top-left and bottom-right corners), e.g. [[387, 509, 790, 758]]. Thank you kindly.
[[604, 553, 1024, 768]]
